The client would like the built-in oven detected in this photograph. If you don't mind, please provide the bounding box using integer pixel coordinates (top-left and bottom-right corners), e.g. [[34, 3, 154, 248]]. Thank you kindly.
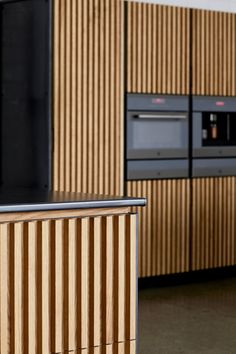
[[126, 94, 189, 180], [192, 96, 236, 177]]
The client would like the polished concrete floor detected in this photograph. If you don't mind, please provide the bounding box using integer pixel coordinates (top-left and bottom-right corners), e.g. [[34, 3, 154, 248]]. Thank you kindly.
[[139, 276, 236, 354]]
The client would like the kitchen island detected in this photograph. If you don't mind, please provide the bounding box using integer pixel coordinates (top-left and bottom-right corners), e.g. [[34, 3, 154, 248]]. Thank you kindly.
[[0, 190, 146, 354]]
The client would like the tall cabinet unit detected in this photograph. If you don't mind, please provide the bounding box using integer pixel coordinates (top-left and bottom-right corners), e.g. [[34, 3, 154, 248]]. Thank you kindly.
[[126, 2, 236, 278], [126, 2, 191, 277], [191, 9, 236, 270], [53, 0, 124, 196]]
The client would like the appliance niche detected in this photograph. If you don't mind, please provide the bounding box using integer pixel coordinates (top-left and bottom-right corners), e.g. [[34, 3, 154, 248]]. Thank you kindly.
[[126, 94, 189, 180], [192, 96, 236, 177], [0, 0, 51, 190]]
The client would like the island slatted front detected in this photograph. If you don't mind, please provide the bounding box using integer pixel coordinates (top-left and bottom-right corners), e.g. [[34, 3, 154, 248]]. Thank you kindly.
[[0, 208, 137, 354]]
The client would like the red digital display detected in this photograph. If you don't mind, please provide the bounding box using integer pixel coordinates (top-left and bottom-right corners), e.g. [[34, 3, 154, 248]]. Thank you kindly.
[[152, 98, 165, 104], [216, 101, 225, 107]]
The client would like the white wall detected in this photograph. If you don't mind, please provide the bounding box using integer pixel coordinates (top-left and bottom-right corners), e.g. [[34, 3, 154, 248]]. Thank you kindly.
[[125, 0, 236, 13]]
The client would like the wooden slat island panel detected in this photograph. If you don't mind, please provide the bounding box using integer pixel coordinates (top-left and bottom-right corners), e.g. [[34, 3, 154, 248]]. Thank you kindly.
[[0, 211, 137, 354]]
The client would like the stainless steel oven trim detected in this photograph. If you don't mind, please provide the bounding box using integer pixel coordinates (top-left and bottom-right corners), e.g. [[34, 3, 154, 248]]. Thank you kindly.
[[193, 147, 236, 157], [127, 168, 189, 180], [133, 113, 187, 120], [127, 148, 188, 159]]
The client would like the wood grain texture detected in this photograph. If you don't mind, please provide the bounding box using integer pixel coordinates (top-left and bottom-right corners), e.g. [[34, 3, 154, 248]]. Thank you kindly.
[[0, 213, 137, 353], [192, 9, 236, 96], [0, 207, 129, 224], [61, 341, 136, 353], [127, 180, 190, 277], [53, 0, 124, 195], [126, 2, 190, 94], [0, 224, 10, 353], [191, 177, 236, 270]]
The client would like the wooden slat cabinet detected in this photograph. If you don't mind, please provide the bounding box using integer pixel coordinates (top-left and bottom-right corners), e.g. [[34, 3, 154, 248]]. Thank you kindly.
[[126, 2, 191, 278], [0, 209, 137, 354], [192, 9, 236, 96], [125, 4, 236, 278], [126, 3, 236, 97], [191, 177, 236, 271], [127, 179, 190, 277], [126, 2, 191, 94], [53, 0, 124, 196]]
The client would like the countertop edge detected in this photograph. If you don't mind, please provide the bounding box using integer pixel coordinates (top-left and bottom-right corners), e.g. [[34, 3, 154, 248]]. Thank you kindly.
[[0, 198, 146, 213]]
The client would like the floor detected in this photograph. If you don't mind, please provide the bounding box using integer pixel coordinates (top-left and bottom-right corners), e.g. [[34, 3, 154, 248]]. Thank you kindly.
[[139, 275, 236, 354]]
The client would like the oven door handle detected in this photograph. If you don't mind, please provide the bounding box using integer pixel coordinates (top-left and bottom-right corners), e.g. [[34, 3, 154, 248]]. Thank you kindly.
[[134, 113, 187, 120]]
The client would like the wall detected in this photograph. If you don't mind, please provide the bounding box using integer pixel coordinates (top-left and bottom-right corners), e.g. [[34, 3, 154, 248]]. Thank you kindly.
[[124, 0, 236, 14]]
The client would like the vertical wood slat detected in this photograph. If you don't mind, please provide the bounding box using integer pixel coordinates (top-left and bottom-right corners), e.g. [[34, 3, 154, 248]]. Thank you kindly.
[[125, 215, 137, 341], [78, 218, 89, 349], [41, 221, 50, 353], [102, 216, 114, 345], [14, 223, 24, 354], [127, 180, 190, 278], [53, 0, 124, 196], [28, 223, 37, 354], [0, 224, 10, 354], [92, 218, 102, 347], [191, 177, 236, 270], [69, 341, 136, 354], [68, 219, 77, 350], [192, 9, 236, 96], [0, 213, 137, 353], [114, 216, 125, 343], [126, 2, 190, 94], [54, 220, 64, 352]]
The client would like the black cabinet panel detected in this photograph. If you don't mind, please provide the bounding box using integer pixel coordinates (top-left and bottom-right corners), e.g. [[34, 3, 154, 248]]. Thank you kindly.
[[0, 0, 51, 189]]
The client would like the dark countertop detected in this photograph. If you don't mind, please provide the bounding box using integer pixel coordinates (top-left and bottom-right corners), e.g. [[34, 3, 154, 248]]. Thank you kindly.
[[0, 189, 146, 213]]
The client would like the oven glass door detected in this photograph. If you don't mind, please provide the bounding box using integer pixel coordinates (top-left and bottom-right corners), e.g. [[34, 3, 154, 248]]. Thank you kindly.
[[127, 111, 188, 159]]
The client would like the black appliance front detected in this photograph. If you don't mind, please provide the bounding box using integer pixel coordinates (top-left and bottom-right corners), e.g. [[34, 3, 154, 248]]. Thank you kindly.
[[0, 0, 51, 190], [126, 94, 189, 180], [192, 96, 236, 177]]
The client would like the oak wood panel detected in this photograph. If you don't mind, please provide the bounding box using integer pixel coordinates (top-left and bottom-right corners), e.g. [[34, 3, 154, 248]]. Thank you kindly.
[[192, 9, 236, 96], [127, 179, 190, 277], [0, 224, 10, 353], [0, 207, 129, 224], [0, 213, 137, 353], [61, 341, 136, 353], [191, 177, 236, 270], [53, 0, 124, 195], [14, 223, 24, 353], [126, 2, 190, 94]]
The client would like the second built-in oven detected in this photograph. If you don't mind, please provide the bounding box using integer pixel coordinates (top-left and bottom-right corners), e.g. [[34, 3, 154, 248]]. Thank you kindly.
[[126, 94, 189, 180], [192, 96, 236, 177]]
